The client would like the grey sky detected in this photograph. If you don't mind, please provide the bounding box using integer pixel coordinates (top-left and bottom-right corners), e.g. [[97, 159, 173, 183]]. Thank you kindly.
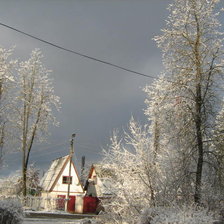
[[1, 0, 223, 176]]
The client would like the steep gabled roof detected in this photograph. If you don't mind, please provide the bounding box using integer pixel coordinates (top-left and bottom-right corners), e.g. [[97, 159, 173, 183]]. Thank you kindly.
[[89, 164, 116, 179], [40, 155, 70, 192], [85, 164, 115, 197]]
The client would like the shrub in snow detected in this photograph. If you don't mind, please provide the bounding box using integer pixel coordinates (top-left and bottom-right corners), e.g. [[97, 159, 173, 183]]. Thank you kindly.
[[80, 218, 103, 224], [80, 219, 91, 224], [0, 199, 23, 224], [0, 166, 40, 197], [138, 209, 152, 224], [138, 204, 215, 224]]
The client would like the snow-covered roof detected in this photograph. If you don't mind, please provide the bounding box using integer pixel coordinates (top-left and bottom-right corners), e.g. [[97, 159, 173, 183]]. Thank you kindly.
[[97, 178, 114, 196], [40, 155, 69, 192], [86, 164, 115, 197], [90, 164, 116, 179]]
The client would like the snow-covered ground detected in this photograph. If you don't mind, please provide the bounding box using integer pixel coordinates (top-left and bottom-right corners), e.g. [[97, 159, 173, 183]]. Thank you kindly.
[[23, 218, 81, 224]]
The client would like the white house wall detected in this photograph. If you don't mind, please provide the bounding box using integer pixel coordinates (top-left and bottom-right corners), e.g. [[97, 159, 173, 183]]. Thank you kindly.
[[52, 161, 83, 194], [87, 168, 104, 197], [87, 167, 114, 197]]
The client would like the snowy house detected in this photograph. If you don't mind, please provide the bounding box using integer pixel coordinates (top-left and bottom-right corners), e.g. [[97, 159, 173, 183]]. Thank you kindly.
[[84, 164, 114, 198], [40, 155, 84, 213]]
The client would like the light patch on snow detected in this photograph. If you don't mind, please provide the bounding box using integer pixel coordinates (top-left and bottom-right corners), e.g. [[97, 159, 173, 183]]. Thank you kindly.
[[24, 218, 81, 224]]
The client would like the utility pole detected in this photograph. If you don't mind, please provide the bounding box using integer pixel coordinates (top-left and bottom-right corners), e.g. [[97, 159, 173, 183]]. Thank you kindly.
[[66, 133, 76, 212], [81, 156, 85, 185]]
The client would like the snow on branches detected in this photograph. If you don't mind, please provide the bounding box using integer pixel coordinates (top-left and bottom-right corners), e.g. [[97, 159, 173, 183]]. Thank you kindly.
[[0, 199, 23, 224], [101, 0, 224, 223], [145, 0, 224, 204], [0, 48, 60, 197], [101, 118, 162, 224]]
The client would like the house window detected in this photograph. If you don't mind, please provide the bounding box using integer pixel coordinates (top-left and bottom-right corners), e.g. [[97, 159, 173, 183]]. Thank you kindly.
[[62, 176, 72, 184]]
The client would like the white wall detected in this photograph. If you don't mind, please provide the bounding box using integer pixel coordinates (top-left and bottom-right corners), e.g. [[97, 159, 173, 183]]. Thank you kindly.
[[87, 168, 104, 197], [52, 161, 84, 194]]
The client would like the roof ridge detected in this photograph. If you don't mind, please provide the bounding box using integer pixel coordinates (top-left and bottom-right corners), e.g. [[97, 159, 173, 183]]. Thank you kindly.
[[52, 154, 69, 161]]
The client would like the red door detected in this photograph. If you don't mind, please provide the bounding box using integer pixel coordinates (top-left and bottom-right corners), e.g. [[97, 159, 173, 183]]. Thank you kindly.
[[67, 195, 76, 213], [83, 196, 99, 213], [56, 195, 66, 210]]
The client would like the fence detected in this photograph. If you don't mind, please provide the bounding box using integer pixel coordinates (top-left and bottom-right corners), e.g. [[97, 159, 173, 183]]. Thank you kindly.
[[0, 195, 65, 211], [0, 195, 100, 213]]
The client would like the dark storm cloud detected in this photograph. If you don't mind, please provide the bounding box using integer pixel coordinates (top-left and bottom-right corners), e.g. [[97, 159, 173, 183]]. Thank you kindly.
[[0, 0, 174, 175]]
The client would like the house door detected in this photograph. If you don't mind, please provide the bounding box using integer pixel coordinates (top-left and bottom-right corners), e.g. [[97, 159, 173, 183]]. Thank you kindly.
[[56, 195, 66, 210], [67, 195, 76, 213], [83, 196, 99, 213]]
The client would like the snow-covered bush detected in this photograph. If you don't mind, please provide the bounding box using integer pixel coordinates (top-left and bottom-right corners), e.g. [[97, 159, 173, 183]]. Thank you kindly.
[[80, 218, 103, 224], [138, 204, 215, 224], [0, 171, 21, 196], [0, 199, 23, 224], [0, 165, 40, 197], [101, 119, 159, 224]]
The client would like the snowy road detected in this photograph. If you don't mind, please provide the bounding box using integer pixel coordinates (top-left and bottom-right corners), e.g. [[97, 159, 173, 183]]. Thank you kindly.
[[23, 218, 81, 224]]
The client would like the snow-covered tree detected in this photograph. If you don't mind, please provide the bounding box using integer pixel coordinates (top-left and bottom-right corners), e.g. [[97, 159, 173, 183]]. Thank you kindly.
[[144, 75, 197, 203], [144, 0, 224, 204], [0, 165, 40, 196], [26, 164, 40, 196], [0, 171, 21, 196], [12, 49, 60, 197], [102, 118, 162, 224], [0, 47, 16, 167], [209, 103, 224, 195]]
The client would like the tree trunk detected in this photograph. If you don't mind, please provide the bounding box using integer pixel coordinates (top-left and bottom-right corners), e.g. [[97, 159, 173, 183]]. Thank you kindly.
[[22, 150, 27, 197], [150, 118, 160, 205], [193, 11, 204, 204], [194, 82, 204, 203], [194, 108, 204, 203]]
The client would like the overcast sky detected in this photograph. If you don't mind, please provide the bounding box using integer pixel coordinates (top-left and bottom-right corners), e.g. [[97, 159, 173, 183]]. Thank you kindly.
[[1, 0, 223, 177]]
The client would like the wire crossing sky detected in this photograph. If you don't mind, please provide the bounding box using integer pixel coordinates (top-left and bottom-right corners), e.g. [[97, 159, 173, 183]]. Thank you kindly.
[[0, 0, 195, 176], [0, 22, 155, 80]]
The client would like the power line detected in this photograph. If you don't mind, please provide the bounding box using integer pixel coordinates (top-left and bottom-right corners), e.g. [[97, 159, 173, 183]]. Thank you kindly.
[[0, 22, 156, 79], [32, 141, 68, 154]]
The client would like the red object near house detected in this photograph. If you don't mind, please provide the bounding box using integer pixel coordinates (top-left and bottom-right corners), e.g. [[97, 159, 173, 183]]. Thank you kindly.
[[83, 196, 99, 213], [67, 196, 76, 213], [56, 195, 66, 210]]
